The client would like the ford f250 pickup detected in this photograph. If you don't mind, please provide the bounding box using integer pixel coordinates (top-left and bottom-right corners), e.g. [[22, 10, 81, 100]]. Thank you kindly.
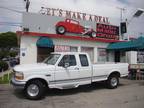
[[11, 52, 129, 100]]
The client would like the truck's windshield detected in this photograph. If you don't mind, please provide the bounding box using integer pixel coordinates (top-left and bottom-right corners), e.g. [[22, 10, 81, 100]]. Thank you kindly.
[[43, 54, 61, 65]]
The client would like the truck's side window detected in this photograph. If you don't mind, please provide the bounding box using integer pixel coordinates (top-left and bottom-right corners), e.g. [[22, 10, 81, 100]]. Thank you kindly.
[[58, 55, 76, 67], [79, 54, 89, 66]]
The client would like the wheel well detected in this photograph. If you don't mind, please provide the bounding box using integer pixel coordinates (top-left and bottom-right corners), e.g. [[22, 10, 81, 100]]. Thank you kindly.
[[109, 71, 120, 78], [56, 25, 66, 29], [26, 78, 48, 88]]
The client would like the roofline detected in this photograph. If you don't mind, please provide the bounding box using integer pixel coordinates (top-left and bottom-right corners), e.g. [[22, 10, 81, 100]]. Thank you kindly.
[[16, 31, 122, 43]]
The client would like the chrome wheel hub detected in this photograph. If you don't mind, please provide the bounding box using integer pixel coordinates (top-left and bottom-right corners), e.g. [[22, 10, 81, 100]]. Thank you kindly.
[[111, 77, 117, 87], [27, 84, 39, 97], [92, 32, 96, 37], [58, 27, 65, 33]]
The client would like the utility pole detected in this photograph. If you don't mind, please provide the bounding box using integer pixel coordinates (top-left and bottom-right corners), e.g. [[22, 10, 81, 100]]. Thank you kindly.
[[24, 0, 30, 12], [116, 7, 126, 40]]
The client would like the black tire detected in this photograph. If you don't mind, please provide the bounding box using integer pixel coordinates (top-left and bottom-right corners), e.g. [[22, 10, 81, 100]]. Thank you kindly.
[[25, 80, 46, 100], [90, 31, 96, 38], [56, 26, 66, 35], [107, 75, 119, 89]]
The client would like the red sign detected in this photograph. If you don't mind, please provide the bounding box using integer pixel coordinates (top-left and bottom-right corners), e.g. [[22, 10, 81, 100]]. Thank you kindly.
[[55, 45, 70, 52], [96, 23, 119, 40]]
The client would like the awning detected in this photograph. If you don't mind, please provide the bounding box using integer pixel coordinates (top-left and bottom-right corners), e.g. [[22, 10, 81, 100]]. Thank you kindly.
[[107, 37, 144, 51], [36, 37, 54, 48]]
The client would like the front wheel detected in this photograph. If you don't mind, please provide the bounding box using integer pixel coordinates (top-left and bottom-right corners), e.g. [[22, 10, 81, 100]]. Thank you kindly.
[[25, 80, 46, 100], [107, 75, 119, 89], [56, 26, 66, 35]]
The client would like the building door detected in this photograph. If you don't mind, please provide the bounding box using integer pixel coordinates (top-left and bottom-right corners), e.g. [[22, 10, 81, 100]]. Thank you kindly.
[[115, 51, 120, 62], [37, 37, 54, 62], [37, 47, 54, 62]]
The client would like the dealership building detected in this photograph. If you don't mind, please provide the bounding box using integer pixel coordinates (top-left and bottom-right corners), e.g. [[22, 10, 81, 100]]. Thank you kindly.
[[18, 8, 137, 64]]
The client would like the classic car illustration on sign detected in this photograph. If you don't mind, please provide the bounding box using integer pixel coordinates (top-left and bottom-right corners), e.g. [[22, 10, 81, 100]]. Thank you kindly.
[[55, 19, 96, 37]]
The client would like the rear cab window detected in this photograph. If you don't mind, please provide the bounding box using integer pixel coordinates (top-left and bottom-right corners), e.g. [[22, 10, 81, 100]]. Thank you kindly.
[[79, 54, 89, 67]]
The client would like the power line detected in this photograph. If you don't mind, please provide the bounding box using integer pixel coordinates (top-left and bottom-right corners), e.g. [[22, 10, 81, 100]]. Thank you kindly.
[[0, 22, 22, 24], [0, 23, 21, 27], [0, 6, 23, 13]]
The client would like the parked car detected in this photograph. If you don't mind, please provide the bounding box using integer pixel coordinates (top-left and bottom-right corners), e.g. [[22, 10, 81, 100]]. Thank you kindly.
[[9, 57, 19, 67], [11, 52, 129, 100], [56, 19, 96, 37]]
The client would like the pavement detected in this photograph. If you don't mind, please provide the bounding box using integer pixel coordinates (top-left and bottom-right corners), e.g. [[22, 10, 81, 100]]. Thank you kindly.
[[0, 78, 144, 108]]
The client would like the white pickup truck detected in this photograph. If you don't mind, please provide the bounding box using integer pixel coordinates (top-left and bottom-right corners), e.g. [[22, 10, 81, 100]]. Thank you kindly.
[[11, 52, 129, 100]]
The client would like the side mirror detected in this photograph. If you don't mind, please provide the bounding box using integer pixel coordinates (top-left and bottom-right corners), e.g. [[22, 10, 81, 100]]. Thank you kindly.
[[64, 63, 69, 68]]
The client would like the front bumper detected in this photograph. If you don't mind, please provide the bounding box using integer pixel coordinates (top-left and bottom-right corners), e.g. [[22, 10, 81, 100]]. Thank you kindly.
[[11, 77, 26, 90]]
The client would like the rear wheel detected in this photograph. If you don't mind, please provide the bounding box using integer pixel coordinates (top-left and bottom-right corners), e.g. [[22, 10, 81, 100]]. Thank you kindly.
[[107, 75, 119, 89], [25, 80, 46, 100], [90, 31, 96, 38]]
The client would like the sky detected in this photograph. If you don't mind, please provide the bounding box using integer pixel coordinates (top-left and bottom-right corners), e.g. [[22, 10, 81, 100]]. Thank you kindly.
[[0, 0, 144, 38]]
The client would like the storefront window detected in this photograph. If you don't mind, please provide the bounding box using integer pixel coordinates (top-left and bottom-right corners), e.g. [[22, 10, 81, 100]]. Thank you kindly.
[[120, 51, 126, 62], [37, 47, 54, 62], [98, 48, 107, 62], [70, 47, 78, 52], [81, 47, 94, 63], [137, 51, 144, 63]]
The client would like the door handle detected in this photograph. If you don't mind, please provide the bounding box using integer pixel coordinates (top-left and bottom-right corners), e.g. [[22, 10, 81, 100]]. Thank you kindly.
[[74, 67, 79, 70]]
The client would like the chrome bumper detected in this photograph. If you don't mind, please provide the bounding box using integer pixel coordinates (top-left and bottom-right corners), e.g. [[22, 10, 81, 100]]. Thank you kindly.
[[11, 77, 26, 90]]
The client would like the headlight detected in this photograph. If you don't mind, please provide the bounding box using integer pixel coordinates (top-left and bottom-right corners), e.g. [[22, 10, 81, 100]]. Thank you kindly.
[[15, 72, 24, 80]]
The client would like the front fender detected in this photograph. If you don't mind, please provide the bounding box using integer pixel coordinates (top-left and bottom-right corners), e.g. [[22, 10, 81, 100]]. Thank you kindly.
[[24, 75, 50, 85]]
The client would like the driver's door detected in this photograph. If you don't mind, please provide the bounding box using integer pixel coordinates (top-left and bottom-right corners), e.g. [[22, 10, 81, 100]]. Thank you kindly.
[[54, 55, 79, 89]]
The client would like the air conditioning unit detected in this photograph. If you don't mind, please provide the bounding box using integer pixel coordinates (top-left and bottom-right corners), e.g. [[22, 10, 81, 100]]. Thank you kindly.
[[23, 27, 29, 32]]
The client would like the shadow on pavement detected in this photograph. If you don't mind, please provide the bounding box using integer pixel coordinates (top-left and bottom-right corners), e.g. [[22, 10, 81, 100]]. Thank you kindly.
[[45, 82, 107, 97], [13, 89, 27, 99], [12, 81, 128, 100], [12, 82, 107, 100]]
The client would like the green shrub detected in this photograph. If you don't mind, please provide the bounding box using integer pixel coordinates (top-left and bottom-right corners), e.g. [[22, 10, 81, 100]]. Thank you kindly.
[[9, 51, 17, 57], [0, 51, 8, 59], [0, 61, 9, 71], [0, 73, 12, 84]]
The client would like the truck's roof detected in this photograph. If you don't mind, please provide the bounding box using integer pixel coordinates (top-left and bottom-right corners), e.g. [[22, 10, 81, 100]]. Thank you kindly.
[[52, 52, 88, 55]]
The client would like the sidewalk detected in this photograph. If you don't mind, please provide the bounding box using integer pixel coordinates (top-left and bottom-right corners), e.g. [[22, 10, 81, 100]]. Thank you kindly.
[[0, 69, 12, 77]]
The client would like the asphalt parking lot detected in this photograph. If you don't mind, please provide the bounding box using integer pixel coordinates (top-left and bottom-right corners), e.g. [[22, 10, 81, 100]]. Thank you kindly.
[[0, 78, 144, 108]]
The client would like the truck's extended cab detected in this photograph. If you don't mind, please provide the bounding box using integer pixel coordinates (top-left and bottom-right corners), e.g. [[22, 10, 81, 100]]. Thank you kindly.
[[11, 52, 129, 100]]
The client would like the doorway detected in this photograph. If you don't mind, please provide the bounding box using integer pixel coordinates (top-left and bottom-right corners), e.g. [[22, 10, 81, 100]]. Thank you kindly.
[[115, 51, 120, 62], [37, 47, 54, 62], [36, 37, 54, 62]]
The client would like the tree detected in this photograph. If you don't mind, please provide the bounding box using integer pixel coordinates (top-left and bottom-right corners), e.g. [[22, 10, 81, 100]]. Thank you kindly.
[[0, 32, 18, 50], [0, 32, 18, 59]]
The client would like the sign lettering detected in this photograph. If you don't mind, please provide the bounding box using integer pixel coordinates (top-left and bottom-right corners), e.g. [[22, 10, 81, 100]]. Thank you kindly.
[[40, 7, 110, 24], [96, 23, 119, 40]]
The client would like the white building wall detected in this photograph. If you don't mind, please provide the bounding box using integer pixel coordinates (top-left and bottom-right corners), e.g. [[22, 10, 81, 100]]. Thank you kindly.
[[52, 38, 109, 63], [127, 51, 137, 64], [94, 47, 98, 63], [20, 36, 138, 64], [20, 36, 38, 64], [20, 36, 109, 64], [52, 38, 109, 49]]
